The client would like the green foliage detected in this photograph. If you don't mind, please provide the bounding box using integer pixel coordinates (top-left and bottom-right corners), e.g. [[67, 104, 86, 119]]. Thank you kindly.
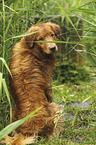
[[0, 106, 43, 140], [52, 82, 96, 144], [54, 61, 90, 84], [0, 58, 12, 122]]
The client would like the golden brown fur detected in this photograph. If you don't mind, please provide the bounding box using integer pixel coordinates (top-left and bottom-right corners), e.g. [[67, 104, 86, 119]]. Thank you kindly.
[[4, 22, 61, 144]]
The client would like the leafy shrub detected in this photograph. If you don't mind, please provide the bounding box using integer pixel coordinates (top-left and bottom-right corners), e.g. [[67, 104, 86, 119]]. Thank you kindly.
[[54, 61, 90, 84]]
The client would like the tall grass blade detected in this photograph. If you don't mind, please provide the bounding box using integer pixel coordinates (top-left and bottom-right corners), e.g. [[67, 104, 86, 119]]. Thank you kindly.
[[2, 78, 12, 122], [36, 13, 46, 24], [12, 32, 38, 39], [57, 3, 83, 43], [2, 0, 5, 73], [0, 72, 3, 99], [80, 17, 96, 27], [35, 41, 80, 44], [0, 58, 12, 77], [86, 55, 96, 66], [4, 5, 18, 14], [3, 15, 13, 40], [5, 32, 38, 42], [72, 96, 91, 126], [0, 106, 43, 140]]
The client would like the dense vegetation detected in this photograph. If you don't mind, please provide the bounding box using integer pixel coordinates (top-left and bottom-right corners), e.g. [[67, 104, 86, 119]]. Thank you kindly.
[[0, 0, 96, 144]]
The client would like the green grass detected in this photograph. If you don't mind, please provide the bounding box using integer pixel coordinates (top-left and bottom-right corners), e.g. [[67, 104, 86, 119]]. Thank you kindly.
[[52, 80, 96, 144], [53, 80, 96, 103], [36, 80, 96, 144]]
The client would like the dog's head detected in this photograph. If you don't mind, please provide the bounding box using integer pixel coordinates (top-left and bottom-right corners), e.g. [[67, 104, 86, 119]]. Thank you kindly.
[[25, 22, 61, 54]]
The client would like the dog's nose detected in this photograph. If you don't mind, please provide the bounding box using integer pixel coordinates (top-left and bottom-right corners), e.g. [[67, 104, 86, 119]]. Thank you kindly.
[[49, 45, 56, 51]]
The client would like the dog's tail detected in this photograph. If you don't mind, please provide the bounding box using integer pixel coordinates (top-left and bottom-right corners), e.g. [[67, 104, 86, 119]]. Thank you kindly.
[[1, 132, 35, 145]]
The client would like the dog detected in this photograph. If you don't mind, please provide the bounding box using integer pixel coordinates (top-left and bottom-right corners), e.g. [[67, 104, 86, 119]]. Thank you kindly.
[[3, 22, 61, 145]]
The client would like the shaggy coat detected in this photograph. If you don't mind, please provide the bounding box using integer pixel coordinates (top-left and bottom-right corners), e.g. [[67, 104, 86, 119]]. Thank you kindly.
[[8, 22, 60, 144]]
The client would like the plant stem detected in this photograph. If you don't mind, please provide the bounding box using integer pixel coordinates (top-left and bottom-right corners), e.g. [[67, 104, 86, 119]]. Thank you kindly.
[[2, 0, 5, 74]]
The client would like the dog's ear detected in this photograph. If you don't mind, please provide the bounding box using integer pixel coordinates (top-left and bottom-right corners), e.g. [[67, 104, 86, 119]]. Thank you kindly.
[[47, 23, 61, 39], [25, 34, 35, 48], [25, 26, 38, 48]]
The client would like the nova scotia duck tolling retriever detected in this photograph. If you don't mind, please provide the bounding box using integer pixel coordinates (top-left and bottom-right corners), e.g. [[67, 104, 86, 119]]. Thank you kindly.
[[3, 22, 61, 145]]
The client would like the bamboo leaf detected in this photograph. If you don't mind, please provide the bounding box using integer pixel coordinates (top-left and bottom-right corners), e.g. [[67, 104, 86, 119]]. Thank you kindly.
[[0, 106, 43, 140]]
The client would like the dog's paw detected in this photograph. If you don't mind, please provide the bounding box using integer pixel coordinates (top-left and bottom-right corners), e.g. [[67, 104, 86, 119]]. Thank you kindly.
[[48, 102, 60, 115]]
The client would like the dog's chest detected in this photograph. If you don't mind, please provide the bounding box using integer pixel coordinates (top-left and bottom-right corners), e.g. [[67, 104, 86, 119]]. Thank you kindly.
[[40, 64, 53, 79]]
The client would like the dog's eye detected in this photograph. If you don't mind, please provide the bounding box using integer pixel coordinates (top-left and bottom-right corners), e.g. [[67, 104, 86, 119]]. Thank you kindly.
[[39, 37, 43, 41], [51, 33, 54, 37]]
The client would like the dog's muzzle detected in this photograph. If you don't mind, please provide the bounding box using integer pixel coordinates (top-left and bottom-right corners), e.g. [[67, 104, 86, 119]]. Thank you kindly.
[[49, 45, 58, 52]]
